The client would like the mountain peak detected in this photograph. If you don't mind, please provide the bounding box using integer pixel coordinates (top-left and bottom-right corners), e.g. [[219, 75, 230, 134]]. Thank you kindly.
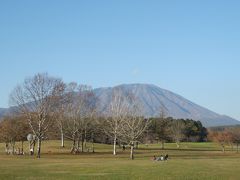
[[114, 83, 160, 89]]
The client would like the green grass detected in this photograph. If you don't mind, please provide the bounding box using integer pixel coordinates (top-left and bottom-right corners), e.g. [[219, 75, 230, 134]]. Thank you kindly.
[[0, 141, 240, 180]]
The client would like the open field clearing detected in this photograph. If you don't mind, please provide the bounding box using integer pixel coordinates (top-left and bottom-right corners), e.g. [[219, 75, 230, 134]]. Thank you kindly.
[[0, 141, 240, 180]]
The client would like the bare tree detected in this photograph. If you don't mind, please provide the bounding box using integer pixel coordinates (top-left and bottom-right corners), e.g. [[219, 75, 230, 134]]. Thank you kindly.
[[0, 116, 30, 155], [82, 99, 98, 152], [155, 107, 169, 149], [10, 73, 65, 158], [14, 116, 30, 155], [54, 85, 71, 148], [103, 88, 150, 158], [208, 130, 227, 153], [224, 129, 234, 151], [120, 101, 150, 160], [103, 88, 131, 155], [232, 128, 240, 153], [56, 108, 66, 148], [215, 127, 240, 152], [64, 82, 81, 153], [169, 120, 185, 148], [0, 117, 18, 154], [76, 85, 97, 153], [63, 83, 96, 154]]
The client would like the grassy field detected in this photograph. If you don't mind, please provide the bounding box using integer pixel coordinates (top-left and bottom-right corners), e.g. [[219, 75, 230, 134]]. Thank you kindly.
[[0, 141, 240, 180]]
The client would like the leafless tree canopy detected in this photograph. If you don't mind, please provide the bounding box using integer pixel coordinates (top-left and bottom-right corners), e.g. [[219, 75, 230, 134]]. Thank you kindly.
[[102, 87, 150, 158], [9, 73, 65, 158], [169, 120, 185, 148], [62, 83, 97, 153]]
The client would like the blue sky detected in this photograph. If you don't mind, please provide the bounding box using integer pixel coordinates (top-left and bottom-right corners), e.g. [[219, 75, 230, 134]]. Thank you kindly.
[[0, 1, 240, 120]]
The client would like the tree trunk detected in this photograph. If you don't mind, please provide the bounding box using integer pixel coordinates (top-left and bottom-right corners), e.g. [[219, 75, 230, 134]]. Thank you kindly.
[[61, 130, 64, 148], [33, 140, 36, 154], [135, 142, 139, 149], [176, 141, 180, 149], [91, 132, 95, 153], [221, 144, 225, 153], [161, 141, 165, 150], [130, 143, 134, 160], [92, 141, 95, 153], [77, 137, 80, 153], [21, 141, 24, 154], [37, 138, 41, 158], [12, 142, 15, 155], [84, 129, 87, 149], [71, 138, 76, 154], [113, 134, 117, 155], [5, 142, 9, 155], [81, 134, 84, 153]]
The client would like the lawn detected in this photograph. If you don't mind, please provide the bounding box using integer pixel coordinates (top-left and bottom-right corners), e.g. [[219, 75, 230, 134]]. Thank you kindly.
[[0, 141, 240, 180]]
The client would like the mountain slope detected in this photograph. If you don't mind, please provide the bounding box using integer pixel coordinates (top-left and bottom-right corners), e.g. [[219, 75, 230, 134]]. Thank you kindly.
[[94, 84, 240, 127], [1, 84, 239, 127], [0, 108, 9, 120]]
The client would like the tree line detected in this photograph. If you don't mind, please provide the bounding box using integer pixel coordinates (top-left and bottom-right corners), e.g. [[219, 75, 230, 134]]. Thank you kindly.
[[1, 73, 236, 159], [208, 126, 240, 153], [0, 73, 150, 159], [0, 114, 209, 158], [148, 117, 208, 149]]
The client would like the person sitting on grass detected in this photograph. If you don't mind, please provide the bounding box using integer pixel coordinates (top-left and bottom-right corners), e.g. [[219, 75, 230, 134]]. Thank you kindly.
[[155, 155, 162, 161], [153, 154, 169, 161], [164, 154, 169, 161]]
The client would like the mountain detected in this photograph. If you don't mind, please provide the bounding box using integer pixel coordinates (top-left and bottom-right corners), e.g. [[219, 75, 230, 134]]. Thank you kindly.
[[94, 84, 240, 127], [1, 84, 239, 127], [0, 108, 9, 120]]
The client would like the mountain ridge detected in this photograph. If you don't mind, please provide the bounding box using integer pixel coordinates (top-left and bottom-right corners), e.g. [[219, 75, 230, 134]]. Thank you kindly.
[[1, 84, 239, 127], [94, 84, 240, 127]]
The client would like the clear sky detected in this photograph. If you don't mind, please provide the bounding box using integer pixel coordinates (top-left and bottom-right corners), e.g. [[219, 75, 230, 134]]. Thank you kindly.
[[0, 1, 240, 120]]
